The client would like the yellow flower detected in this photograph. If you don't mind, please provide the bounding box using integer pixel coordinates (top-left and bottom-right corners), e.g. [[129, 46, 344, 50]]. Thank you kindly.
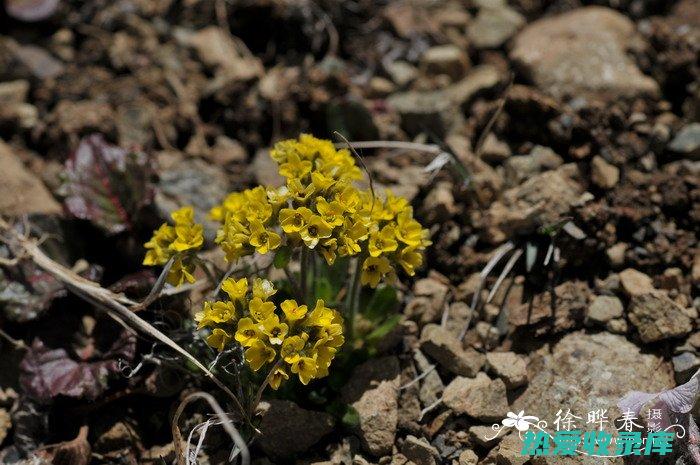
[[313, 345, 337, 378], [249, 219, 281, 255], [290, 356, 317, 385], [169, 223, 204, 252], [368, 225, 398, 257], [252, 278, 277, 300], [280, 334, 307, 363], [279, 207, 311, 234], [315, 198, 344, 227], [235, 317, 263, 347], [245, 340, 276, 371], [166, 258, 196, 286], [385, 190, 409, 217], [334, 186, 360, 213], [221, 277, 248, 301], [311, 171, 335, 191], [196, 300, 236, 329], [171, 206, 195, 225], [206, 328, 233, 351], [269, 367, 289, 390], [395, 209, 430, 248], [287, 178, 316, 204], [280, 299, 308, 322], [249, 297, 275, 322], [300, 215, 332, 249], [306, 299, 334, 327], [279, 152, 312, 179], [360, 256, 393, 288], [319, 238, 338, 265], [398, 247, 423, 276], [143, 224, 176, 265], [261, 315, 289, 345]]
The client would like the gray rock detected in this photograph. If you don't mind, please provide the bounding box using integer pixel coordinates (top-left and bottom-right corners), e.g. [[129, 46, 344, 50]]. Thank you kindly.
[[504, 145, 563, 186], [484, 164, 584, 243], [468, 425, 503, 448], [486, 352, 528, 389], [510, 6, 659, 100], [590, 155, 619, 189], [400, 435, 439, 465], [421, 45, 470, 81], [258, 400, 334, 458], [606, 318, 629, 334], [585, 295, 624, 325], [385, 60, 418, 87], [513, 332, 674, 446], [442, 373, 508, 421], [628, 292, 693, 343], [492, 433, 529, 465], [353, 381, 398, 457], [387, 65, 500, 137], [468, 4, 525, 49], [672, 352, 700, 384], [420, 324, 485, 377], [668, 123, 700, 159], [413, 350, 444, 407]]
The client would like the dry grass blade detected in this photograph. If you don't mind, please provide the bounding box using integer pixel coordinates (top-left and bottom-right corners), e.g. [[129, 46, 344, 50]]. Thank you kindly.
[[172, 391, 250, 465], [0, 218, 248, 422]]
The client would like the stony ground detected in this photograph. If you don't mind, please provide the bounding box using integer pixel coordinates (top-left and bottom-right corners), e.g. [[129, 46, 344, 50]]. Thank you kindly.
[[0, 0, 698, 465]]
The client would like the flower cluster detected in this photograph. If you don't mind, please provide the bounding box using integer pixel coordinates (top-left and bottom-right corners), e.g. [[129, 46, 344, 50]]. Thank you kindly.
[[195, 277, 344, 388], [143, 206, 204, 285], [210, 134, 431, 288]]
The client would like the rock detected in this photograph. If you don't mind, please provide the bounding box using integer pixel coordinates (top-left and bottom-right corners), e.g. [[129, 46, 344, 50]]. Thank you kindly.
[[405, 297, 437, 325], [207, 136, 247, 166], [628, 292, 692, 343], [442, 373, 508, 421], [468, 425, 503, 448], [400, 435, 439, 465], [503, 145, 563, 186], [387, 65, 500, 137], [606, 318, 628, 334], [467, 4, 525, 49], [0, 141, 61, 216], [50, 100, 114, 136], [420, 45, 470, 81], [668, 123, 700, 159], [510, 6, 658, 100], [368, 77, 396, 98], [480, 134, 511, 164], [606, 243, 627, 267], [485, 352, 528, 389], [252, 149, 285, 187], [458, 449, 478, 465], [414, 278, 450, 318], [508, 280, 590, 336], [4, 39, 64, 79], [619, 268, 655, 297], [484, 164, 584, 243], [258, 400, 334, 458], [672, 352, 700, 384], [0, 408, 10, 445], [443, 302, 474, 339], [385, 60, 418, 87], [413, 350, 443, 407], [341, 356, 400, 403], [420, 324, 485, 377], [353, 381, 398, 457], [421, 182, 457, 223], [94, 421, 138, 453], [590, 156, 619, 189], [693, 252, 700, 286], [585, 295, 623, 325], [513, 332, 673, 447], [493, 433, 528, 465]]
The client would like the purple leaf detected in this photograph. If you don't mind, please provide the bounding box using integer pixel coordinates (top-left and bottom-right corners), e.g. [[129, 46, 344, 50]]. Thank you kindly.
[[19, 332, 136, 403], [60, 134, 155, 235], [5, 0, 59, 22], [618, 375, 700, 415]]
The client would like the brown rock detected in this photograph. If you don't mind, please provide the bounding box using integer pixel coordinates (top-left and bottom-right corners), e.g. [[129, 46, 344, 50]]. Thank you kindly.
[[458, 449, 479, 465], [486, 352, 528, 389], [420, 324, 485, 377], [628, 293, 693, 343], [619, 268, 655, 297], [510, 6, 658, 100], [421, 45, 470, 81], [0, 141, 61, 216], [442, 373, 508, 421], [0, 408, 10, 445], [400, 435, 439, 465], [585, 295, 624, 325], [590, 155, 620, 189], [258, 400, 334, 458]]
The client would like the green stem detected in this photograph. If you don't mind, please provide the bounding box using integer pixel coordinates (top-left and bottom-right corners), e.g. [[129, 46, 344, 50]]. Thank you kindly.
[[347, 257, 363, 342]]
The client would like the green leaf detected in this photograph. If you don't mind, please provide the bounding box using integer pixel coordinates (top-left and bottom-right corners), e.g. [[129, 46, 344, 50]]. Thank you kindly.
[[363, 286, 398, 323], [273, 246, 292, 269], [366, 314, 402, 344], [341, 405, 360, 427], [314, 277, 335, 303]]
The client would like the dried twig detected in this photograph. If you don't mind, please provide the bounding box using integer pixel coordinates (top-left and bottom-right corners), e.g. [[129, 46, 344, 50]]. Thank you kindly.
[[0, 218, 248, 422]]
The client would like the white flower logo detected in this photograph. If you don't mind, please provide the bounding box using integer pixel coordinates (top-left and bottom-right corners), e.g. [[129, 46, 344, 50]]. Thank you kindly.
[[502, 411, 539, 432]]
